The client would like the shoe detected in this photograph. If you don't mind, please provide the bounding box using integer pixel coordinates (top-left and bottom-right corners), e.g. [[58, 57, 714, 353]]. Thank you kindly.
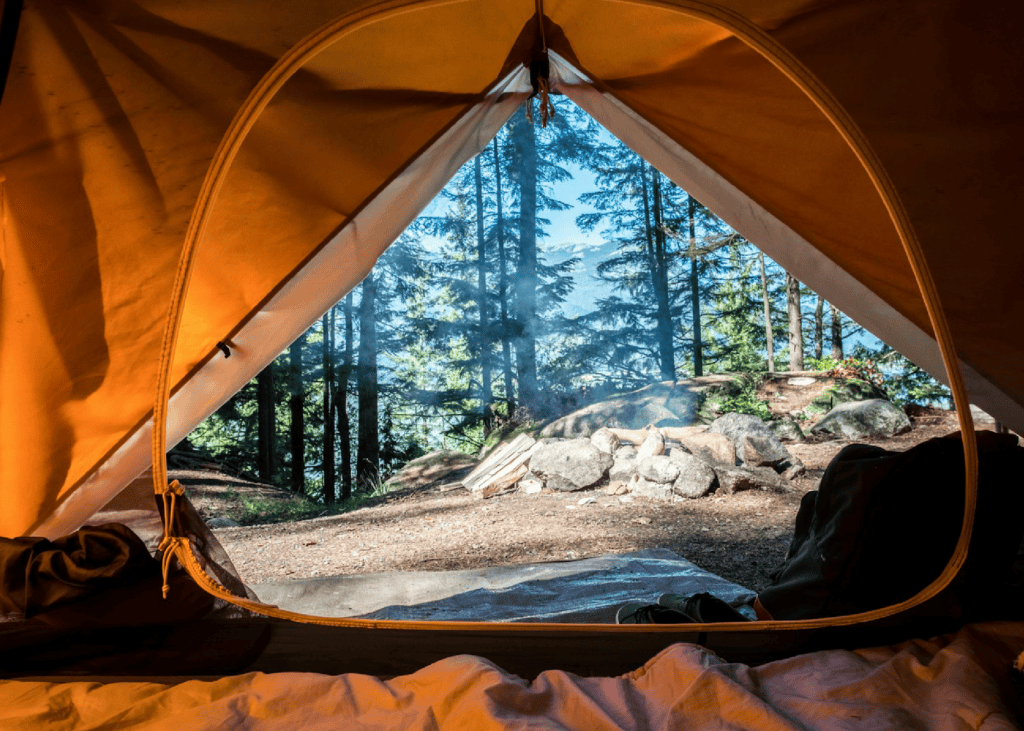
[[615, 602, 696, 624], [657, 592, 750, 623]]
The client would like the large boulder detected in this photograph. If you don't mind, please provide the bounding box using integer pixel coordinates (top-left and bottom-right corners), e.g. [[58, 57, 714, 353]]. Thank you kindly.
[[674, 431, 736, 465], [667, 451, 717, 499], [590, 427, 620, 454], [627, 474, 674, 500], [810, 399, 912, 440], [528, 439, 614, 491], [803, 379, 889, 418], [741, 434, 791, 468], [769, 416, 805, 442], [707, 413, 794, 470], [609, 452, 638, 483], [629, 451, 716, 500], [538, 376, 742, 438]]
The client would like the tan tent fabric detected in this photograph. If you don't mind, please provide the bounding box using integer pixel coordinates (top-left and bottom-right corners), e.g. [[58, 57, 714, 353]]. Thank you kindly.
[[1, 0, 1021, 547], [2, 621, 1022, 729]]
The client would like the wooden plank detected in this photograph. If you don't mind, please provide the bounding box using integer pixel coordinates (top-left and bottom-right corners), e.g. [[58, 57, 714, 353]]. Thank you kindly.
[[471, 442, 540, 494], [461, 433, 533, 488], [464, 435, 536, 492], [658, 426, 710, 442], [476, 464, 530, 500]]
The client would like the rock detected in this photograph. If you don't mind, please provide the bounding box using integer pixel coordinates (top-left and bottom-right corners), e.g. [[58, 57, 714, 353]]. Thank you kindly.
[[609, 454, 637, 483], [675, 432, 736, 466], [651, 417, 689, 429], [637, 430, 666, 459], [578, 497, 597, 506], [803, 379, 889, 418], [708, 413, 794, 471], [638, 454, 681, 484], [207, 517, 240, 528], [741, 434, 791, 468], [614, 444, 638, 459], [810, 399, 912, 440], [605, 480, 628, 496], [780, 459, 806, 481], [666, 445, 692, 461], [538, 376, 742, 437], [634, 516, 652, 525], [519, 476, 544, 494], [714, 466, 792, 495], [769, 416, 805, 442], [590, 427, 620, 454], [528, 438, 614, 491], [628, 474, 674, 500], [667, 451, 717, 499]]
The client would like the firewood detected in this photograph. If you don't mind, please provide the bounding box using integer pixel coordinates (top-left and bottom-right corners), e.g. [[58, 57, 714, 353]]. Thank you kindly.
[[475, 464, 529, 500], [470, 442, 540, 493], [464, 434, 536, 491], [606, 427, 653, 445]]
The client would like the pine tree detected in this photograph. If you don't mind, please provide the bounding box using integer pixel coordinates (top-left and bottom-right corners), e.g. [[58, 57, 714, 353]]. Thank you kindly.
[[831, 303, 844, 360], [256, 363, 276, 481], [338, 293, 354, 500], [356, 272, 379, 490], [758, 252, 775, 373], [288, 332, 306, 493], [576, 148, 679, 382], [322, 309, 336, 503], [703, 243, 776, 373], [786, 273, 804, 371]]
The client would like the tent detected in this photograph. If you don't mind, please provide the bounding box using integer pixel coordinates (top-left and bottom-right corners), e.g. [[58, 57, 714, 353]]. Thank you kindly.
[[1, 0, 1023, 700]]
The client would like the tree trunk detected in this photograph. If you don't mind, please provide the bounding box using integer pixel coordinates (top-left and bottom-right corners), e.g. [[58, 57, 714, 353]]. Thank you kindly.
[[650, 169, 675, 381], [288, 333, 306, 494], [831, 303, 844, 360], [356, 274, 380, 490], [759, 252, 774, 373], [338, 293, 354, 501], [512, 107, 539, 413], [322, 310, 336, 504], [639, 162, 674, 381], [474, 155, 493, 431], [256, 362, 276, 482], [493, 137, 515, 416], [813, 295, 824, 361], [687, 194, 702, 377], [786, 273, 804, 372]]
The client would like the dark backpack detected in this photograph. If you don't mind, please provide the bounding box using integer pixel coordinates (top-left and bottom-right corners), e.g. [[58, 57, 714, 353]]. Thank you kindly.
[[758, 431, 1024, 621]]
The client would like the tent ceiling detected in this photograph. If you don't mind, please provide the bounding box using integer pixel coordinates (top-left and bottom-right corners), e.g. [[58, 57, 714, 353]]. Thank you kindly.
[[1, 0, 1021, 539]]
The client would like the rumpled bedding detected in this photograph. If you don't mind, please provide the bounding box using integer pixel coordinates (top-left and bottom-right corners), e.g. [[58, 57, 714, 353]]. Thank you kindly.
[[2, 622, 1021, 730]]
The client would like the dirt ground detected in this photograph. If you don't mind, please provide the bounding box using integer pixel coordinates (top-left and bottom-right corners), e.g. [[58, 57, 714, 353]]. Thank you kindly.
[[189, 383, 994, 593]]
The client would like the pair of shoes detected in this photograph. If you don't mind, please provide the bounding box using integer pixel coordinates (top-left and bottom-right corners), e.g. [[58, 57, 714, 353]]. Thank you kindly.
[[615, 602, 696, 625], [657, 592, 751, 623]]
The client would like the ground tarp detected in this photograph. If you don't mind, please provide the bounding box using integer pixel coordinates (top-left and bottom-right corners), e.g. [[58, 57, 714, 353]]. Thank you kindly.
[[252, 548, 757, 623]]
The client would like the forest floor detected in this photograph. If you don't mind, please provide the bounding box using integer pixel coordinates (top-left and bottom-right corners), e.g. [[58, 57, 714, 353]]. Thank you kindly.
[[183, 380, 992, 594]]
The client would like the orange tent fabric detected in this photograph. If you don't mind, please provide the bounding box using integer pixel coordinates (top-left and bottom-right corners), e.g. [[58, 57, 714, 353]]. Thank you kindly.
[[2, 622, 1022, 729], [1, 0, 1021, 549]]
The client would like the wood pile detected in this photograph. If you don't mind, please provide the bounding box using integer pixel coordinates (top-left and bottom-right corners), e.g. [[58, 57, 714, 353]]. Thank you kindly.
[[439, 434, 538, 499]]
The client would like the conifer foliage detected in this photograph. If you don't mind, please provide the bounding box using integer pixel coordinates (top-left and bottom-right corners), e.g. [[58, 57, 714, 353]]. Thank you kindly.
[[186, 99, 943, 503]]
